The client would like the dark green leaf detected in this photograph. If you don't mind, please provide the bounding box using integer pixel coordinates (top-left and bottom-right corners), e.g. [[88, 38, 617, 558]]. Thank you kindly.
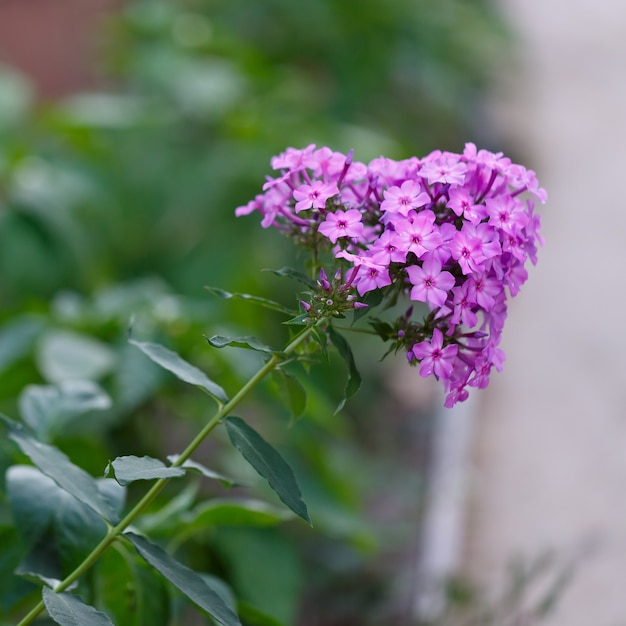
[[42, 588, 114, 626], [352, 289, 382, 323], [2, 416, 117, 521], [327, 326, 361, 413], [129, 339, 228, 404], [310, 326, 329, 360], [204, 286, 294, 315], [7, 466, 107, 581], [106, 455, 185, 486], [96, 544, 170, 626], [273, 370, 306, 420], [37, 330, 116, 383], [0, 315, 44, 374], [215, 527, 300, 625], [0, 527, 36, 614], [223, 417, 310, 525], [206, 335, 277, 354], [167, 454, 238, 487], [262, 267, 316, 289], [282, 313, 311, 326], [125, 532, 241, 626], [136, 484, 198, 535], [19, 380, 112, 441], [238, 601, 285, 626], [187, 499, 294, 529]]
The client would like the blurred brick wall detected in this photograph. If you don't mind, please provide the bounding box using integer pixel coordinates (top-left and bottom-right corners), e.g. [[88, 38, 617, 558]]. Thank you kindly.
[[0, 0, 121, 98]]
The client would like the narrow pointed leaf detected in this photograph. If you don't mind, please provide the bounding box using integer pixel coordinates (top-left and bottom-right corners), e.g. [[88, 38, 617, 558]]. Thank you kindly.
[[106, 455, 185, 486], [167, 454, 238, 487], [0, 315, 44, 374], [187, 499, 294, 529], [352, 289, 382, 323], [327, 326, 361, 413], [273, 370, 306, 420], [42, 588, 114, 626], [7, 466, 107, 580], [129, 339, 228, 403], [238, 602, 285, 626], [206, 335, 277, 354], [223, 417, 310, 525], [19, 380, 112, 441], [262, 267, 317, 288], [125, 532, 241, 626], [2, 416, 116, 521], [204, 286, 294, 315], [96, 544, 170, 626]]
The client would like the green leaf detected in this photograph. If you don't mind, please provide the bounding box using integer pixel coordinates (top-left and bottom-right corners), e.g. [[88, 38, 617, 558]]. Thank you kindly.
[[36, 330, 116, 383], [327, 326, 361, 413], [353, 289, 382, 323], [204, 286, 294, 315], [310, 326, 329, 360], [187, 499, 294, 529], [106, 455, 186, 486], [19, 380, 112, 441], [0, 315, 44, 374], [262, 267, 317, 288], [223, 417, 310, 525], [2, 416, 117, 522], [0, 527, 35, 615], [206, 335, 277, 354], [282, 313, 311, 326], [42, 588, 114, 626], [238, 601, 285, 626], [96, 544, 170, 626], [136, 484, 198, 536], [129, 339, 228, 404], [273, 370, 306, 421], [7, 466, 108, 581], [167, 454, 238, 487], [215, 527, 300, 625], [125, 532, 242, 626]]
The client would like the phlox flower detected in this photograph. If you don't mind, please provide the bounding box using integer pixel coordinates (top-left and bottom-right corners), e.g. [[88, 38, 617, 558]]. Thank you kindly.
[[380, 180, 430, 217], [395, 210, 442, 259], [412, 329, 458, 379], [293, 181, 339, 212], [419, 156, 467, 186], [237, 143, 546, 407], [406, 258, 456, 308], [318, 209, 365, 244]]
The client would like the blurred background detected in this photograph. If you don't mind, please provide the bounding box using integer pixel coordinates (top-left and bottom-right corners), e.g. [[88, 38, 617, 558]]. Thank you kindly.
[[2, 0, 622, 625]]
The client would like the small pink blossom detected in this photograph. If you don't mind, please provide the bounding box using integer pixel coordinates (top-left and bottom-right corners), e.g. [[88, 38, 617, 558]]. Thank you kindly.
[[380, 180, 430, 217], [412, 329, 458, 380], [406, 259, 456, 308], [318, 209, 364, 243], [293, 181, 339, 212]]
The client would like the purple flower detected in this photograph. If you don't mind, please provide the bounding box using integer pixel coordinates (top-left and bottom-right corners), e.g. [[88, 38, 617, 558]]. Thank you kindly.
[[318, 209, 364, 243], [293, 181, 339, 212], [236, 143, 546, 407], [380, 180, 430, 217], [412, 329, 458, 379], [406, 259, 456, 308]]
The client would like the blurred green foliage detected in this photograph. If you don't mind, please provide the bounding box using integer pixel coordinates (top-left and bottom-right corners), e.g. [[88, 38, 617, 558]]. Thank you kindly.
[[0, 1, 510, 624]]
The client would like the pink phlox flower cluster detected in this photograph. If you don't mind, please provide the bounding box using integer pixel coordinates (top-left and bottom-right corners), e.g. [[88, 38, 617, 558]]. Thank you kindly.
[[236, 143, 546, 406]]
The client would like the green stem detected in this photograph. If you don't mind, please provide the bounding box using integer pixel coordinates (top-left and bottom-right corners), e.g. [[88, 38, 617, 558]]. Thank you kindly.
[[16, 323, 317, 625]]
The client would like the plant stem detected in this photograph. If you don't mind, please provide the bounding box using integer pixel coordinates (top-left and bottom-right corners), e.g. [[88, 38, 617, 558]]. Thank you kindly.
[[16, 323, 317, 625]]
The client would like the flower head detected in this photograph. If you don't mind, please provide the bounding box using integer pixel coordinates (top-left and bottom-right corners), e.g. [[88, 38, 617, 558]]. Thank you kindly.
[[236, 144, 546, 406]]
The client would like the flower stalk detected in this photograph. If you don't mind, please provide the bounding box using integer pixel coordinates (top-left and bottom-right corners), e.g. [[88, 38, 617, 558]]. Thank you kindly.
[[16, 323, 319, 626]]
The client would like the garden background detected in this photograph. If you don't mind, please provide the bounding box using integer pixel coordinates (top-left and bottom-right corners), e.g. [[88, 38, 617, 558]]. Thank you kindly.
[[1, 1, 624, 625]]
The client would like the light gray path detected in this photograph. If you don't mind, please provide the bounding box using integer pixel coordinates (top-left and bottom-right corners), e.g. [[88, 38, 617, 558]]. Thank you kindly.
[[469, 1, 626, 624]]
